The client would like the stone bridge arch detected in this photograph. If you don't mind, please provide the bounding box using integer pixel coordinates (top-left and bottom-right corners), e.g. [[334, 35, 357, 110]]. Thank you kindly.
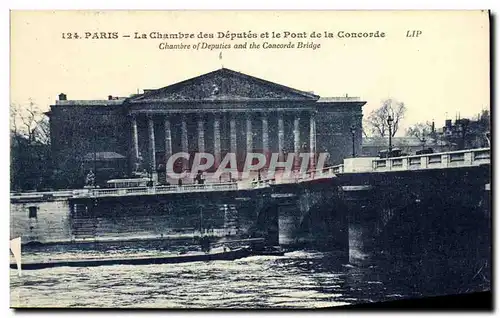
[[255, 179, 348, 257]]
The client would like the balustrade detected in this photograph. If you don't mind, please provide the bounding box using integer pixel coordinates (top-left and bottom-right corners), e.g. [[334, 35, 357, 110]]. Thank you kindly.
[[11, 148, 490, 200]]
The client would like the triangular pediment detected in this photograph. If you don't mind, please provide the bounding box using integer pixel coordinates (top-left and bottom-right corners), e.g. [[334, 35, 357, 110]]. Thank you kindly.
[[128, 68, 319, 103]]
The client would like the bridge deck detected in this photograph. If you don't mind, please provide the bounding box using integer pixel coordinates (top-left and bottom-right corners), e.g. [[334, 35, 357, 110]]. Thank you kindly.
[[10, 148, 490, 200]]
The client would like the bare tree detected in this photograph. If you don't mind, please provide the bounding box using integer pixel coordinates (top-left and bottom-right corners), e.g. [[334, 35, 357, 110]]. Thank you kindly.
[[364, 99, 406, 137], [10, 99, 50, 145], [405, 121, 433, 139], [10, 99, 52, 191], [33, 116, 51, 145], [361, 127, 369, 138]]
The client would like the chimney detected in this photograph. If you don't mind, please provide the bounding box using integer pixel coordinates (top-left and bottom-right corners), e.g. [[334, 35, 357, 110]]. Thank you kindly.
[[58, 93, 67, 101], [108, 95, 113, 100]]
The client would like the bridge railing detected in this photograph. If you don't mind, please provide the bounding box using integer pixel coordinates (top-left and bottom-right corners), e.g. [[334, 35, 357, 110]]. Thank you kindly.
[[11, 148, 490, 200], [31, 182, 240, 199], [11, 182, 240, 200], [300, 164, 344, 181], [249, 164, 345, 186], [372, 148, 490, 172], [14, 191, 75, 197], [85, 182, 239, 197], [250, 178, 276, 188]]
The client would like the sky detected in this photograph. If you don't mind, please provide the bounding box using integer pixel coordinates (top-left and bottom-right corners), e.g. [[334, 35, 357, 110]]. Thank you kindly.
[[10, 10, 489, 136]]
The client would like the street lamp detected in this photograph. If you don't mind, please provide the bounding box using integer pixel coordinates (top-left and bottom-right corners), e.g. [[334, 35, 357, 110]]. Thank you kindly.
[[485, 132, 491, 147], [350, 125, 356, 158], [420, 137, 427, 150], [387, 115, 394, 152], [90, 125, 97, 188]]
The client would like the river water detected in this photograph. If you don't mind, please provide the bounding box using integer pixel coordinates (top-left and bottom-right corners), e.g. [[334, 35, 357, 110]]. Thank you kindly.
[[9, 243, 490, 308]]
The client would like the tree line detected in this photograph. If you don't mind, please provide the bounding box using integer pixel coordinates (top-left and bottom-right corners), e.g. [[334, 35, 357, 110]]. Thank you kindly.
[[10, 100, 52, 191], [363, 98, 490, 150]]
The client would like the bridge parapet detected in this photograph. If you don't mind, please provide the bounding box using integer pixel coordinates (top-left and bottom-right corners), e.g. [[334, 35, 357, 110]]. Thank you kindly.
[[371, 148, 490, 173], [11, 148, 490, 202], [253, 148, 491, 186], [248, 164, 343, 188], [300, 164, 344, 181], [292, 148, 490, 180], [85, 183, 239, 198], [11, 183, 239, 201]]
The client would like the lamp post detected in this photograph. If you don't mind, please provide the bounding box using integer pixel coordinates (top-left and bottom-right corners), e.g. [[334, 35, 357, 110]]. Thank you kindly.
[[387, 115, 394, 153], [91, 125, 97, 188], [350, 125, 356, 158], [485, 132, 491, 147], [420, 137, 427, 150], [457, 120, 467, 150]]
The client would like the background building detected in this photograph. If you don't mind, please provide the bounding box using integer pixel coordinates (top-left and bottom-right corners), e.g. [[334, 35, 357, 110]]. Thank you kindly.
[[439, 113, 490, 150], [48, 68, 366, 188], [361, 136, 449, 157]]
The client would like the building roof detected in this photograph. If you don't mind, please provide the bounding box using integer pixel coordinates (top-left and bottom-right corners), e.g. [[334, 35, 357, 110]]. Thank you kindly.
[[55, 99, 126, 106], [362, 136, 427, 147], [317, 96, 362, 102], [362, 137, 446, 147], [127, 67, 321, 103], [83, 152, 127, 161], [52, 69, 366, 106]]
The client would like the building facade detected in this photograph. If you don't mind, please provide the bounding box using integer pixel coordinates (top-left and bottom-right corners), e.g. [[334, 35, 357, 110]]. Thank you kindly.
[[48, 68, 366, 187]]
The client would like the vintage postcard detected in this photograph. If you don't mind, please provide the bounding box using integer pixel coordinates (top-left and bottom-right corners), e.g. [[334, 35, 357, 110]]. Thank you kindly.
[[9, 10, 491, 309]]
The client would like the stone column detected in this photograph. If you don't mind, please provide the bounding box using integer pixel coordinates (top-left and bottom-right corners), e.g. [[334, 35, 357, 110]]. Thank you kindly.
[[213, 114, 221, 167], [309, 112, 317, 170], [164, 116, 172, 173], [293, 114, 300, 170], [181, 115, 188, 171], [246, 114, 253, 154], [229, 114, 237, 180], [148, 116, 157, 181], [197, 114, 205, 153], [262, 114, 269, 153], [131, 115, 139, 161], [261, 114, 269, 173], [230, 114, 237, 155], [278, 112, 285, 159]]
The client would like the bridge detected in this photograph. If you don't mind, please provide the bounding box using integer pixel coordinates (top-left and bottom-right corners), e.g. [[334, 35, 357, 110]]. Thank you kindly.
[[10, 148, 490, 201], [10, 147, 490, 266]]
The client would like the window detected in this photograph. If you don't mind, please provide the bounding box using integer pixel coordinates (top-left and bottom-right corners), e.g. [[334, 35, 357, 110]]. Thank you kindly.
[[28, 206, 37, 219]]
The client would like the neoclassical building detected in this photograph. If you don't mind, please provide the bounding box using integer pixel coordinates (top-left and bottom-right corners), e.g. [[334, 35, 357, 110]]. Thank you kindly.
[[48, 68, 365, 187]]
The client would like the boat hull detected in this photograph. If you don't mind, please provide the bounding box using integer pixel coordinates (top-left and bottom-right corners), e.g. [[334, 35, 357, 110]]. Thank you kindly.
[[10, 247, 252, 270]]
